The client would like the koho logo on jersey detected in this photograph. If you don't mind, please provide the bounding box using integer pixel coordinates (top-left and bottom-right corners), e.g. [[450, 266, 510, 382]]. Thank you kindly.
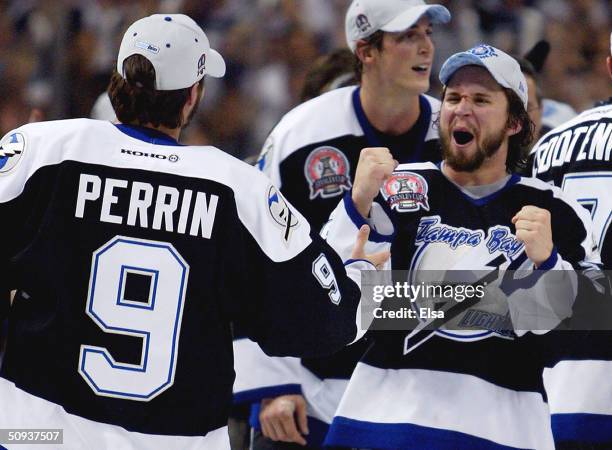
[[304, 146, 352, 200], [121, 149, 179, 162], [267, 185, 299, 243], [0, 132, 26, 174], [382, 171, 430, 212]]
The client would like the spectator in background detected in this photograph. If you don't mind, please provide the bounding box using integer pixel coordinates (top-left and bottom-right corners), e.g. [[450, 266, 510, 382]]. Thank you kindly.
[[0, 1, 609, 156], [299, 48, 356, 102]]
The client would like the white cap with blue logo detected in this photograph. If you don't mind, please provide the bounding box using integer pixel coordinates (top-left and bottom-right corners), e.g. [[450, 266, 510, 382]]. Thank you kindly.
[[439, 44, 528, 110], [117, 14, 226, 91], [345, 0, 451, 53]]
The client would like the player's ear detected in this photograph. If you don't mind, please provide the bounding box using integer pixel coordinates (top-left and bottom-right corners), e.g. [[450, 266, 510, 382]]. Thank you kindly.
[[507, 118, 522, 137], [355, 40, 376, 65], [187, 82, 201, 108]]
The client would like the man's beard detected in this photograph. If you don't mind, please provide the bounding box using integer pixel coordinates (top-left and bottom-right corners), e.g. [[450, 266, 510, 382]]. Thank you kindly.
[[440, 125, 506, 172]]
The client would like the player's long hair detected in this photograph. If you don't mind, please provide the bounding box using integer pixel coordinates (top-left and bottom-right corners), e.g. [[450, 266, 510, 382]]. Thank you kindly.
[[505, 89, 535, 173], [108, 54, 201, 129]]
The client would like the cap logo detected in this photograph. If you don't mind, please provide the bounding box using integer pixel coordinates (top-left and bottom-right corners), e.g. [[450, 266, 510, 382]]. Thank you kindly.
[[135, 40, 159, 54], [197, 53, 206, 76], [468, 44, 498, 59], [518, 81, 525, 93], [355, 14, 371, 33]]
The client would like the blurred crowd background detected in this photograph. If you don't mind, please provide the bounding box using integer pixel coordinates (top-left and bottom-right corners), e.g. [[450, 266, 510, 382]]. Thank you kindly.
[[0, 0, 610, 159]]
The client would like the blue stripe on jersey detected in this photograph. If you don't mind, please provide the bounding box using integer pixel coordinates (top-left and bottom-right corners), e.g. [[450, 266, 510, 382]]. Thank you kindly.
[[324, 416, 528, 450], [551, 413, 612, 443], [343, 192, 394, 243], [114, 124, 182, 146], [232, 383, 301, 405]]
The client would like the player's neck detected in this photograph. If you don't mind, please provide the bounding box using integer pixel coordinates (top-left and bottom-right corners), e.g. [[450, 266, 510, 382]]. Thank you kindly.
[[144, 124, 181, 141], [441, 146, 509, 187], [359, 83, 421, 135], [120, 121, 181, 141]]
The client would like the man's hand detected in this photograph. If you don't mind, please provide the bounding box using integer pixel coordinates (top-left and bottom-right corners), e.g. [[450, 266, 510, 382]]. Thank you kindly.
[[512, 206, 554, 267], [351, 225, 391, 269], [352, 148, 398, 218], [259, 395, 309, 446]]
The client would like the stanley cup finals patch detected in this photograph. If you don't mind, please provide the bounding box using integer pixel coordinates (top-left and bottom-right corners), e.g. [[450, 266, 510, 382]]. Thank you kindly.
[[381, 171, 430, 212], [304, 146, 352, 200]]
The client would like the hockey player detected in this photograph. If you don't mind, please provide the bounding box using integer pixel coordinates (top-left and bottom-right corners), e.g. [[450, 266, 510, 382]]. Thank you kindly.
[[322, 45, 601, 449], [0, 14, 387, 450], [233, 0, 452, 448], [530, 31, 612, 448]]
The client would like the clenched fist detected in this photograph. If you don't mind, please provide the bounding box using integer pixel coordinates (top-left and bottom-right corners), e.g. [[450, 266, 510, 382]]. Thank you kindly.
[[352, 147, 398, 218], [511, 205, 554, 267]]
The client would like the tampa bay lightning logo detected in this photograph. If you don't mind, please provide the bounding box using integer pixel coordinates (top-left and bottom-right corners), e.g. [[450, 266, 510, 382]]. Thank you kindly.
[[267, 186, 299, 243], [468, 44, 498, 59], [0, 132, 26, 173]]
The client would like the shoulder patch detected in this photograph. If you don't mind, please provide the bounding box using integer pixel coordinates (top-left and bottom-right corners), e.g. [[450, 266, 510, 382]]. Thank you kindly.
[[267, 185, 299, 243], [381, 171, 430, 212], [304, 146, 352, 200], [0, 132, 26, 174]]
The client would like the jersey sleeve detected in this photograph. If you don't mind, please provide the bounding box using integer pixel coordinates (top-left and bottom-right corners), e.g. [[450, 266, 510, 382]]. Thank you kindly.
[[223, 169, 372, 358], [0, 126, 52, 293], [232, 337, 303, 403], [323, 192, 394, 264]]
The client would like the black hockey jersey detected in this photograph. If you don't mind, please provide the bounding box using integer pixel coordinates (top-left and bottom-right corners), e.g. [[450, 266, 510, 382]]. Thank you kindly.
[[322, 162, 599, 450], [532, 103, 612, 268], [531, 102, 612, 447], [0, 120, 370, 449]]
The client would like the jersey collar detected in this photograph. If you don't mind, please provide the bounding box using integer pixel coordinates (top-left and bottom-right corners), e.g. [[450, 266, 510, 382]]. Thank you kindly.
[[352, 87, 432, 163], [436, 161, 521, 206], [114, 123, 183, 146]]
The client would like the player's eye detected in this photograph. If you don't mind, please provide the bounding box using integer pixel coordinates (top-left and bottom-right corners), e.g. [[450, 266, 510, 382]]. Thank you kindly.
[[445, 95, 460, 104]]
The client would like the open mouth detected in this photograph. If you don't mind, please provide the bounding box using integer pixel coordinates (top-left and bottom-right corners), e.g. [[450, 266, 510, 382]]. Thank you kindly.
[[452, 130, 475, 146], [412, 64, 429, 73]]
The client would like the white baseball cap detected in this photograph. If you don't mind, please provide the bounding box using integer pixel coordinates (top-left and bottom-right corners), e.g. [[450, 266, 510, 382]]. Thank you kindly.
[[117, 14, 226, 91], [345, 0, 451, 52], [439, 44, 528, 110]]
